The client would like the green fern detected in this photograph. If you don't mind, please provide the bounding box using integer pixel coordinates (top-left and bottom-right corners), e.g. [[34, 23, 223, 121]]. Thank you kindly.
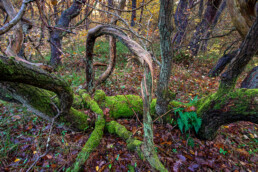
[[174, 100, 202, 134]]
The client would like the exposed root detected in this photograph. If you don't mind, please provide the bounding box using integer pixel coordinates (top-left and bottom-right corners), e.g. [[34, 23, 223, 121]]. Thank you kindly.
[[67, 91, 105, 172]]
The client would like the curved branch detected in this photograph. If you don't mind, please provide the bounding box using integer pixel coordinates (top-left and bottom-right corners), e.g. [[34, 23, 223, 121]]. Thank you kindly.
[[0, 0, 33, 35], [94, 0, 126, 89], [208, 50, 237, 77], [85, 25, 153, 92], [85, 25, 166, 171]]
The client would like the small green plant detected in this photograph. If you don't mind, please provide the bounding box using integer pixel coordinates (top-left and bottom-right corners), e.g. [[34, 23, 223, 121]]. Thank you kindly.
[[219, 148, 227, 155], [175, 97, 202, 133], [186, 134, 195, 148], [175, 109, 202, 133]]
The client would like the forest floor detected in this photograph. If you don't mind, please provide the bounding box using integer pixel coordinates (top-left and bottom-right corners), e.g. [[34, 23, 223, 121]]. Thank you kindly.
[[0, 40, 257, 171]]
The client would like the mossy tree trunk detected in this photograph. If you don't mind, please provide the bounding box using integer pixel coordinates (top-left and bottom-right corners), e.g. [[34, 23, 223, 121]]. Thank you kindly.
[[197, 14, 258, 140], [197, 89, 258, 140]]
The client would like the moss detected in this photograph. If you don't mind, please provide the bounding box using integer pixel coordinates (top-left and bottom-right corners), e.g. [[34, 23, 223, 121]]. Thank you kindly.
[[106, 121, 144, 159], [197, 89, 258, 115], [127, 165, 135, 172], [69, 93, 105, 171], [94, 90, 106, 103], [9, 84, 57, 117], [150, 99, 157, 114], [106, 121, 132, 140], [68, 108, 89, 131], [104, 95, 143, 118], [72, 94, 84, 108], [127, 139, 142, 151]]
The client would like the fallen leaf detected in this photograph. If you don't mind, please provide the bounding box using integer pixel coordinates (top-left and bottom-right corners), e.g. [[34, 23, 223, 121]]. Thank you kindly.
[[236, 149, 249, 158], [14, 158, 21, 162]]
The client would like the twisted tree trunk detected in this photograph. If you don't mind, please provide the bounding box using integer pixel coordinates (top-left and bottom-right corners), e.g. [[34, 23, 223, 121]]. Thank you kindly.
[[197, 14, 258, 140], [50, 0, 86, 67]]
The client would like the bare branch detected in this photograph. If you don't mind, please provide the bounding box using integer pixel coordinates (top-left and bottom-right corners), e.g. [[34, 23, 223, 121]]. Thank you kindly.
[[0, 0, 34, 35]]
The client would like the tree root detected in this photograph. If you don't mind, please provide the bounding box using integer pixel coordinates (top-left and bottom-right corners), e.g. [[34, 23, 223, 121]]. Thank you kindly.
[[67, 91, 105, 172], [106, 121, 144, 159]]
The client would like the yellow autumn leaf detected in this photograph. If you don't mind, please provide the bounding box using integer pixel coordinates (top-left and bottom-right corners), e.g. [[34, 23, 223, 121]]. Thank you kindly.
[[33, 151, 37, 154], [249, 133, 254, 139], [96, 166, 99, 171], [190, 150, 195, 155], [14, 158, 21, 162]]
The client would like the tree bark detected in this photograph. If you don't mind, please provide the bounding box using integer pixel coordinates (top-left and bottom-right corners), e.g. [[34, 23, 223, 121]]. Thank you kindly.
[[200, 0, 227, 52], [219, 14, 258, 93], [198, 14, 258, 140], [174, 0, 193, 46], [241, 66, 258, 89], [131, 0, 137, 26], [197, 89, 258, 140], [0, 0, 31, 35], [227, 0, 257, 39], [84, 25, 168, 171], [85, 25, 153, 92], [50, 0, 86, 67], [155, 0, 174, 116], [208, 50, 237, 77], [0, 56, 73, 117], [188, 0, 222, 56]]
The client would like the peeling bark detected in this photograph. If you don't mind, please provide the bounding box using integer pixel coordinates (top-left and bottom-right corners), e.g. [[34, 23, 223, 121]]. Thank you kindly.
[[84, 25, 167, 171], [85, 25, 153, 92]]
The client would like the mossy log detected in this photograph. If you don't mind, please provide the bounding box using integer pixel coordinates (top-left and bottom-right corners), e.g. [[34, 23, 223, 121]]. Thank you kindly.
[[197, 89, 258, 140], [0, 82, 89, 131], [0, 56, 73, 116]]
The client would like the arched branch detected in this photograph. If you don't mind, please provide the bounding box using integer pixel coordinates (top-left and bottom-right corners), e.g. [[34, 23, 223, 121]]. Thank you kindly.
[[85, 25, 166, 171], [85, 25, 153, 92]]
